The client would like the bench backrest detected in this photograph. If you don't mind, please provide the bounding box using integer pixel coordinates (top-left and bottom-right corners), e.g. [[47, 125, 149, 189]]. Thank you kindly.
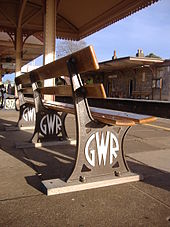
[[15, 46, 106, 99], [18, 84, 106, 99]]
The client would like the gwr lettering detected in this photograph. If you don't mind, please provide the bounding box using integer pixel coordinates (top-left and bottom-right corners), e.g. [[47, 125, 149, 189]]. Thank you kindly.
[[23, 107, 35, 122], [40, 114, 62, 135], [5, 99, 15, 109], [85, 131, 119, 167]]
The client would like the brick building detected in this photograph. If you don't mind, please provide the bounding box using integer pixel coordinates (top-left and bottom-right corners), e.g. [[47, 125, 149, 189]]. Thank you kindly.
[[83, 51, 170, 101]]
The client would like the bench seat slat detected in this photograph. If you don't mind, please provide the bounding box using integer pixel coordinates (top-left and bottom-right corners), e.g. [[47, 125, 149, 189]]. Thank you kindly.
[[21, 87, 33, 94], [45, 101, 156, 124], [25, 98, 134, 126], [44, 101, 156, 125], [40, 84, 106, 98], [45, 102, 135, 126], [90, 107, 157, 124], [25, 98, 156, 125]]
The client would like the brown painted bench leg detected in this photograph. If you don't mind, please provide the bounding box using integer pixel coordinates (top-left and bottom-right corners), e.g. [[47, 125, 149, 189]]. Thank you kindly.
[[66, 57, 130, 183], [29, 72, 68, 143], [16, 88, 36, 128]]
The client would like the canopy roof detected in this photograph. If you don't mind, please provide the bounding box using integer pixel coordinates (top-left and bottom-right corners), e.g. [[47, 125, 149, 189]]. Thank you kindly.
[[0, 0, 159, 75], [0, 31, 43, 75], [0, 0, 159, 40], [99, 56, 164, 72]]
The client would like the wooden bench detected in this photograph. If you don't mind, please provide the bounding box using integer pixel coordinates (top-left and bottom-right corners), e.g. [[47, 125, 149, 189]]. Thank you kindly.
[[15, 46, 156, 194], [132, 91, 151, 99]]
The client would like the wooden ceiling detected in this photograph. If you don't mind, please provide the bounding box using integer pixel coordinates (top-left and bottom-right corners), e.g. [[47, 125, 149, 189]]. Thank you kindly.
[[0, 31, 43, 75], [0, 0, 159, 40], [0, 0, 159, 74]]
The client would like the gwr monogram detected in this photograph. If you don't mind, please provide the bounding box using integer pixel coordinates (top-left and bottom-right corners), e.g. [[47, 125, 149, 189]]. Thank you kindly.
[[23, 107, 36, 122], [85, 131, 119, 167], [5, 99, 15, 110], [40, 114, 62, 135]]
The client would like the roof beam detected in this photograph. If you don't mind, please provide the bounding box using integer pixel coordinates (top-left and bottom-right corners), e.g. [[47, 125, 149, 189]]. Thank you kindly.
[[57, 14, 79, 32], [0, 8, 16, 27], [18, 0, 28, 28], [22, 8, 42, 27], [26, 1, 42, 9]]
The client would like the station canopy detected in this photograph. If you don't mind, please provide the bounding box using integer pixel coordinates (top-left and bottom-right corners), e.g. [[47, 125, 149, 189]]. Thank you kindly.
[[0, 0, 159, 40], [0, 0, 159, 74], [99, 56, 164, 72], [0, 31, 43, 75]]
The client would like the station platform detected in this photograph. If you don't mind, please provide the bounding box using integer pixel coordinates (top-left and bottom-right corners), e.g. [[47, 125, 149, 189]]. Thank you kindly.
[[0, 109, 169, 226]]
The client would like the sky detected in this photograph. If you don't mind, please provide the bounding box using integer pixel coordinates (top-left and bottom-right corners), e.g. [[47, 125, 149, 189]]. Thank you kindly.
[[85, 0, 170, 62], [3, 0, 170, 81]]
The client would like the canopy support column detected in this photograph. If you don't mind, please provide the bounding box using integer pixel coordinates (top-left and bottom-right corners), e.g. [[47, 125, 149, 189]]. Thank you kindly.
[[15, 0, 27, 78], [15, 27, 22, 78], [43, 0, 56, 101], [0, 68, 2, 84]]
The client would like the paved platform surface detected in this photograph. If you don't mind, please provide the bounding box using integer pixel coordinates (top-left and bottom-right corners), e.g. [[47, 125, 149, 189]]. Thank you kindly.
[[0, 109, 170, 226]]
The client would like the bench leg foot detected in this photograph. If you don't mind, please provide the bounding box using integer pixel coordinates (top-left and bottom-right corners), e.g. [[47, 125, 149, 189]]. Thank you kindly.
[[42, 172, 142, 196]]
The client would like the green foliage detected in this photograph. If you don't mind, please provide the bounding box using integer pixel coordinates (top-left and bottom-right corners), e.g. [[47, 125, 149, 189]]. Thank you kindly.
[[145, 53, 162, 59]]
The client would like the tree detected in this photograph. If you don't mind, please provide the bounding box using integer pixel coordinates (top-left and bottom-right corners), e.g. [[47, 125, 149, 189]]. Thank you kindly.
[[56, 39, 87, 58], [146, 53, 162, 59]]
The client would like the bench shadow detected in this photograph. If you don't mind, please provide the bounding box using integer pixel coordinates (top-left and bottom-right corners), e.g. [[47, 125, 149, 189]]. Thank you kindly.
[[0, 116, 76, 193], [128, 160, 170, 192], [0, 114, 18, 130], [0, 116, 170, 194]]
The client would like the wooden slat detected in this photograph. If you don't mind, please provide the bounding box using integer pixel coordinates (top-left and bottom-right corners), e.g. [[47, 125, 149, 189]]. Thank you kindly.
[[40, 84, 106, 98], [46, 101, 156, 125], [43, 101, 135, 126], [90, 107, 157, 124], [40, 86, 71, 96], [25, 99, 156, 125], [22, 87, 33, 94], [84, 84, 106, 98], [15, 46, 99, 85]]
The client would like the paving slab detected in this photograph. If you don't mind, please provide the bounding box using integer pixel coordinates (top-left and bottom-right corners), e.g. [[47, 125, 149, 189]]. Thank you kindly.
[[124, 137, 159, 153], [23, 145, 76, 180], [127, 158, 170, 208], [0, 183, 170, 227], [144, 137, 170, 149], [128, 125, 170, 139], [0, 166, 42, 200], [128, 149, 170, 172]]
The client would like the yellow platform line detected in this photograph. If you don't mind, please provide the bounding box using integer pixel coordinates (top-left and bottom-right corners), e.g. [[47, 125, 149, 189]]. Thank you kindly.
[[144, 123, 170, 131]]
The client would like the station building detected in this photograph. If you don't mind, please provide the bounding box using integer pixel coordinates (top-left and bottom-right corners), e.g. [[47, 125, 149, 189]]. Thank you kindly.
[[83, 50, 170, 101]]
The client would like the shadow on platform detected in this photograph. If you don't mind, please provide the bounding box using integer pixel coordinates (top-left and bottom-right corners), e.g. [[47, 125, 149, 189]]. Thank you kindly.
[[0, 117, 169, 194]]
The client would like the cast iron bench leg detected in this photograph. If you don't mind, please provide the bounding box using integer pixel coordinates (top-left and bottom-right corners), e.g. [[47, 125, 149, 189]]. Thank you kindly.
[[66, 57, 130, 183]]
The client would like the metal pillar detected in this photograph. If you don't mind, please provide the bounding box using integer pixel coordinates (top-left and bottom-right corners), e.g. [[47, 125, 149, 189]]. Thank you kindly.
[[0, 68, 2, 83], [43, 0, 56, 101], [15, 0, 27, 95], [15, 27, 22, 78], [0, 69, 4, 108], [15, 0, 27, 77]]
